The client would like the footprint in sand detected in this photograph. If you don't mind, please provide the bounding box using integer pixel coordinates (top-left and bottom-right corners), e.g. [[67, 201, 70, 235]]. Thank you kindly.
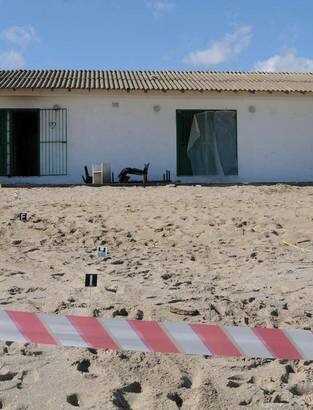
[[178, 375, 192, 389], [185, 371, 221, 410], [51, 272, 65, 281], [112, 381, 142, 409], [16, 369, 40, 390], [20, 346, 43, 356], [167, 392, 183, 408], [74, 359, 91, 373], [226, 374, 247, 388], [67, 393, 80, 407], [0, 371, 18, 382]]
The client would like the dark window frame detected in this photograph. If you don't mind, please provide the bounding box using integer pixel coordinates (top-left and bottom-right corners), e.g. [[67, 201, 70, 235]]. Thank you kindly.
[[0, 108, 67, 177], [176, 109, 238, 177]]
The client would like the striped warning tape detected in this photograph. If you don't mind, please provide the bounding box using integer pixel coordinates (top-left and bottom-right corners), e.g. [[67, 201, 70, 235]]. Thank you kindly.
[[0, 310, 312, 360]]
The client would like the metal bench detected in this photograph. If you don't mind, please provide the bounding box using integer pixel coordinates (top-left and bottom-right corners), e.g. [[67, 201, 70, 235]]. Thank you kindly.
[[118, 163, 150, 184]]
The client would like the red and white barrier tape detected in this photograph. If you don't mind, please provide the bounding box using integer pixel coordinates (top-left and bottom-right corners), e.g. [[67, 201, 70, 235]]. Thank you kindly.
[[0, 310, 312, 360]]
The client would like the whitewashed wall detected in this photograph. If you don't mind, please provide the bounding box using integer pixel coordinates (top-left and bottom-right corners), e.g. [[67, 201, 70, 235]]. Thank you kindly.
[[0, 89, 313, 184]]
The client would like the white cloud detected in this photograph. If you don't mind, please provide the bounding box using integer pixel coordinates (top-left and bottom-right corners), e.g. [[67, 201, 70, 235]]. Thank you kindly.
[[0, 50, 25, 69], [0, 25, 38, 69], [254, 50, 313, 72], [147, 1, 173, 16], [2, 25, 37, 47], [184, 25, 252, 67]]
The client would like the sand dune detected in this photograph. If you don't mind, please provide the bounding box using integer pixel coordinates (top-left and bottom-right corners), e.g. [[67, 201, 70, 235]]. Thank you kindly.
[[0, 185, 313, 409]]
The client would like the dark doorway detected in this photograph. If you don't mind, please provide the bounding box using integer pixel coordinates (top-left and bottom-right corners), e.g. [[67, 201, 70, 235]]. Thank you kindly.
[[11, 110, 40, 176]]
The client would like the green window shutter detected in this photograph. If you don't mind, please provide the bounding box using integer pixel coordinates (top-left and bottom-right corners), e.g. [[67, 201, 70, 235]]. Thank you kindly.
[[0, 111, 7, 176], [176, 110, 193, 176]]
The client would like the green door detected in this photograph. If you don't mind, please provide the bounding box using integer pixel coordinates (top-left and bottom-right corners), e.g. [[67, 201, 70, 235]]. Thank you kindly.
[[0, 110, 7, 176]]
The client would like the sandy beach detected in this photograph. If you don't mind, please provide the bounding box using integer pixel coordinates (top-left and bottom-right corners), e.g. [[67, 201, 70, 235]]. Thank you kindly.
[[1, 184, 313, 409]]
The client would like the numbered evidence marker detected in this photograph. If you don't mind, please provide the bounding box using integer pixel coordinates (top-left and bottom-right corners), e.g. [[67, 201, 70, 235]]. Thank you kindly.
[[85, 273, 98, 287], [19, 213, 28, 222], [97, 245, 108, 257]]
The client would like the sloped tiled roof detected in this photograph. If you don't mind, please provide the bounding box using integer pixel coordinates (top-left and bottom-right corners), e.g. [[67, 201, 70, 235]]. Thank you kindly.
[[0, 70, 313, 93]]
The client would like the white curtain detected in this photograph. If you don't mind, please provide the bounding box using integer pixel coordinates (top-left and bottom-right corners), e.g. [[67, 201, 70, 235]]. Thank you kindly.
[[187, 111, 237, 176]]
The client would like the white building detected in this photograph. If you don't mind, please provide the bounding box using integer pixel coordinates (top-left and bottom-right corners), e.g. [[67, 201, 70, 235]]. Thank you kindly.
[[0, 69, 313, 185]]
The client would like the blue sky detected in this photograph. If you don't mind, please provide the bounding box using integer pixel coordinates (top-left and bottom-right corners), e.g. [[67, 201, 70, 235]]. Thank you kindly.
[[0, 0, 312, 72]]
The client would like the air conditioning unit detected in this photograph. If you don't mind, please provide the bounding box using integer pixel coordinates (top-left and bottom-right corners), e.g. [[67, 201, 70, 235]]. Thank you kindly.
[[92, 163, 111, 185]]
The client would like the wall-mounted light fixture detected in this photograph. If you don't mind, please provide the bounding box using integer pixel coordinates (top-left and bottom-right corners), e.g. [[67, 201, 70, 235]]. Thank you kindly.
[[112, 102, 119, 108], [153, 105, 161, 112], [248, 105, 256, 113]]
